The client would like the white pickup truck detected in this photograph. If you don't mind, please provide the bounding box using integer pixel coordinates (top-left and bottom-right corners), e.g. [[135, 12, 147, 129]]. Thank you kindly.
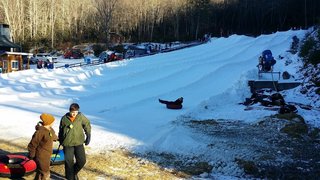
[[33, 53, 58, 63]]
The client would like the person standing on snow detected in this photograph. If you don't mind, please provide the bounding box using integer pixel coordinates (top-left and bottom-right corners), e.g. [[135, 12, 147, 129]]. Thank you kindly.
[[58, 103, 91, 180], [28, 113, 58, 179]]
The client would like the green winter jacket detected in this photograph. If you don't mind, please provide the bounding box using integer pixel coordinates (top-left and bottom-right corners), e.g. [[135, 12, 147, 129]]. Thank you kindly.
[[58, 112, 91, 147]]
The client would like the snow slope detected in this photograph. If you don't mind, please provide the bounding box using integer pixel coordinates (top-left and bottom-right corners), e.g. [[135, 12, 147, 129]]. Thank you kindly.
[[1, 29, 318, 177]]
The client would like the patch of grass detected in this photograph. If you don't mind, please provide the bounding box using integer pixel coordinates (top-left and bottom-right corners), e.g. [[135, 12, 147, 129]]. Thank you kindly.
[[308, 128, 320, 140], [315, 87, 320, 95], [258, 154, 275, 161], [280, 123, 308, 138], [235, 158, 259, 176], [143, 152, 213, 176], [273, 113, 305, 124], [180, 161, 213, 175], [0, 140, 189, 180], [189, 119, 219, 125]]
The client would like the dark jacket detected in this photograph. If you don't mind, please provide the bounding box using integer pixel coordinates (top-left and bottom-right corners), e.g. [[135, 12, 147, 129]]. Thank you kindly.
[[159, 97, 183, 105], [28, 126, 58, 173], [58, 112, 91, 147], [159, 97, 183, 109]]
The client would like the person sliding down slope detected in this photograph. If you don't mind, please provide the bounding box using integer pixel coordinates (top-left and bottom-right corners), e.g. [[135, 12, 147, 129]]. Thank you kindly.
[[159, 97, 183, 109]]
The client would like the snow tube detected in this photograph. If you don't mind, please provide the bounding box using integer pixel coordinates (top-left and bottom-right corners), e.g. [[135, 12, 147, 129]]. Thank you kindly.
[[166, 104, 182, 109], [0, 154, 37, 178], [50, 149, 65, 165]]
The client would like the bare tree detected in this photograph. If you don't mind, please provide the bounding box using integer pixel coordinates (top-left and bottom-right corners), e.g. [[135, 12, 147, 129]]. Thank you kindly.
[[50, 0, 56, 48], [1, 0, 320, 49], [0, 0, 16, 40], [93, 0, 118, 44]]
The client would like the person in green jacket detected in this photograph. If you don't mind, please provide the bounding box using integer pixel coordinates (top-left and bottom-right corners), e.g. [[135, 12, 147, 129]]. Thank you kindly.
[[58, 103, 91, 180]]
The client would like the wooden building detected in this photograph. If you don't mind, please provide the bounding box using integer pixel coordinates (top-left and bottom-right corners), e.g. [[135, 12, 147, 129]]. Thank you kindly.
[[0, 52, 33, 73], [0, 23, 30, 73]]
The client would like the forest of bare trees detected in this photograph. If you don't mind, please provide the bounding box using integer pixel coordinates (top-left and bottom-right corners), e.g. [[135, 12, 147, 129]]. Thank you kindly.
[[0, 0, 319, 51]]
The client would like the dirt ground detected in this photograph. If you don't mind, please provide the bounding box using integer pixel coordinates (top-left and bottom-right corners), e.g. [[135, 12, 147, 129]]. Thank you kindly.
[[1, 113, 320, 179], [0, 139, 189, 180]]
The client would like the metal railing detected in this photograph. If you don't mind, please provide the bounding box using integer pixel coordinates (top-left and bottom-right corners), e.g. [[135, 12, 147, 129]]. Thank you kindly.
[[55, 59, 105, 69]]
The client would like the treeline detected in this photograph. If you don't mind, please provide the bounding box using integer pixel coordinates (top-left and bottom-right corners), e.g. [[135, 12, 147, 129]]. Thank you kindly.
[[0, 0, 319, 50]]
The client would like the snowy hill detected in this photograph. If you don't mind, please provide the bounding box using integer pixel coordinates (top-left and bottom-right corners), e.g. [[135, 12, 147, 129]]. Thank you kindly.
[[1, 29, 319, 178]]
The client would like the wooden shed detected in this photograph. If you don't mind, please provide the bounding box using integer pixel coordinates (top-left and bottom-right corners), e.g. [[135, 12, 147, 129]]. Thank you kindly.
[[0, 52, 32, 73]]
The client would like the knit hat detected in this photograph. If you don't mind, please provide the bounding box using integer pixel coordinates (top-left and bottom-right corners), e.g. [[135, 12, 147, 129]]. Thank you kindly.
[[40, 113, 55, 126]]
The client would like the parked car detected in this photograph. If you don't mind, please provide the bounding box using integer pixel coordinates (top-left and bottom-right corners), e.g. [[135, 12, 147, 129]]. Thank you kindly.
[[98, 51, 114, 62], [64, 49, 84, 59], [34, 53, 57, 63], [124, 45, 148, 57], [125, 50, 135, 58], [99, 51, 123, 63], [114, 53, 123, 60]]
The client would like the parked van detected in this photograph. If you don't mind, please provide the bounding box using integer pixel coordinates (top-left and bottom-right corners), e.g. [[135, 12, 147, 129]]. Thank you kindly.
[[35, 53, 57, 63]]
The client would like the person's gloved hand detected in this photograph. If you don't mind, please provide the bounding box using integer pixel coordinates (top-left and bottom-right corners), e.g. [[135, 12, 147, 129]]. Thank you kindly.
[[85, 134, 91, 146]]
